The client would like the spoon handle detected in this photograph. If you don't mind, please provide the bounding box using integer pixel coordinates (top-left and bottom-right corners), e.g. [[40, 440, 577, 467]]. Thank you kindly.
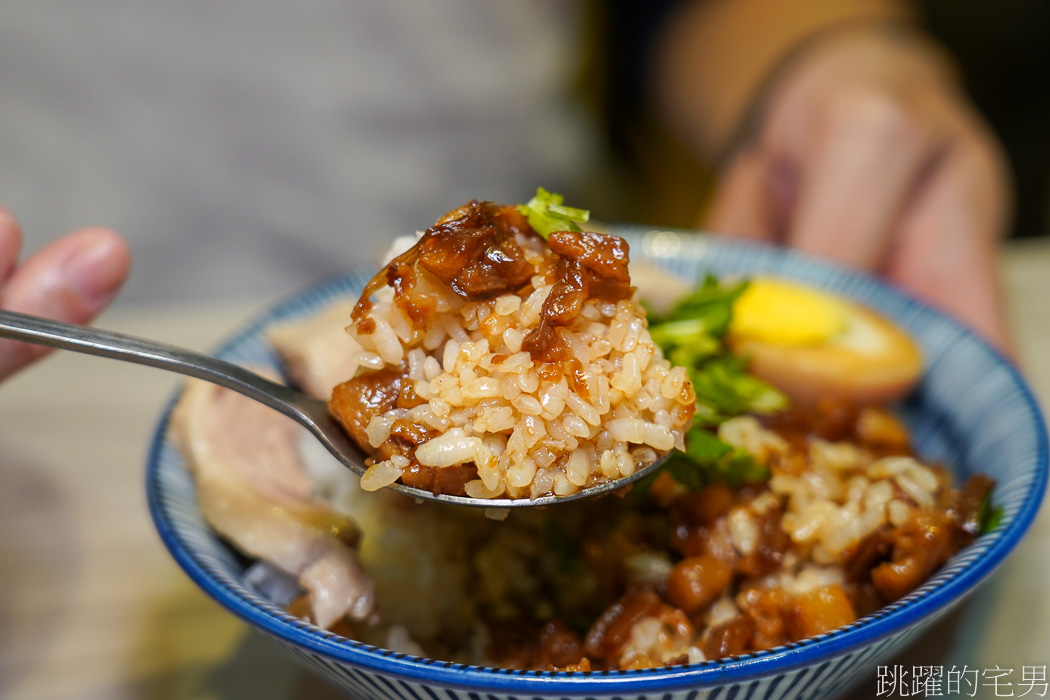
[[0, 309, 669, 508], [0, 309, 323, 423]]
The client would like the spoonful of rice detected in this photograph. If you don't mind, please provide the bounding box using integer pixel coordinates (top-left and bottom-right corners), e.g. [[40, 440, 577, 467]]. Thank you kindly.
[[324, 194, 695, 503], [0, 307, 675, 508]]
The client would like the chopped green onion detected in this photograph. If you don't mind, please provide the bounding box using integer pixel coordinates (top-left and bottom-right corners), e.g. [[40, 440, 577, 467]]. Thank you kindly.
[[649, 317, 724, 346]]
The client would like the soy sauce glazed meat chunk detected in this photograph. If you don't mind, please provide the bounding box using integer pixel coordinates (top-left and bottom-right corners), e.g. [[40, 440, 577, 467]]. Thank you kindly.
[[329, 199, 696, 500], [416, 202, 535, 301]]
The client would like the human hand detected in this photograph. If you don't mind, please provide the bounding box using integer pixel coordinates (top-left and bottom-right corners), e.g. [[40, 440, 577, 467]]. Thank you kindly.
[[0, 208, 131, 379], [705, 26, 1014, 354]]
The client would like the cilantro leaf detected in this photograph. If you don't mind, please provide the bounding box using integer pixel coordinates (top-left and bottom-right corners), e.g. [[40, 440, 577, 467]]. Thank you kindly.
[[517, 187, 590, 239]]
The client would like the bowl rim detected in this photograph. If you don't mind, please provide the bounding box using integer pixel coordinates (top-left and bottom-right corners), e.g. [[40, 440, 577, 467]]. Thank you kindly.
[[146, 231, 1048, 694]]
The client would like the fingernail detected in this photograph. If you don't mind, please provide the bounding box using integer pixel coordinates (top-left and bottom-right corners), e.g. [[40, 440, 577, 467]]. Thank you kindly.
[[0, 208, 20, 278], [63, 232, 128, 305]]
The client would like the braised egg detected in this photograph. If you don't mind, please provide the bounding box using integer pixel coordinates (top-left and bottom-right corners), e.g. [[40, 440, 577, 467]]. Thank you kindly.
[[727, 278, 922, 404]]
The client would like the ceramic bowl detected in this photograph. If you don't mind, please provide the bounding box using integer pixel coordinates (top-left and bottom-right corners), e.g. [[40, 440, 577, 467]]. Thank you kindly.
[[147, 229, 1047, 699]]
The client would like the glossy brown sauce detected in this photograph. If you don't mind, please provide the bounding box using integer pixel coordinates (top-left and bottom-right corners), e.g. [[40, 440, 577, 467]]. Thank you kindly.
[[521, 230, 633, 363], [387, 261, 437, 329], [350, 201, 536, 332], [418, 203, 534, 301], [350, 200, 634, 363]]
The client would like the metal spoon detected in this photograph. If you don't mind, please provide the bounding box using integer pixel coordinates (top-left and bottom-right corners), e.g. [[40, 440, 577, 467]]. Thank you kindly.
[[0, 309, 669, 508]]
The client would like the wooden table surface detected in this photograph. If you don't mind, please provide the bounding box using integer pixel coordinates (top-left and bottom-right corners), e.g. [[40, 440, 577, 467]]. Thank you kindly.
[[2, 241, 1049, 700]]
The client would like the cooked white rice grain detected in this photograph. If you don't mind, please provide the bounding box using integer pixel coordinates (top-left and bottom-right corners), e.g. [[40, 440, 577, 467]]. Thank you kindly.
[[354, 350, 385, 371], [888, 499, 914, 527], [360, 457, 408, 491], [414, 430, 483, 468], [728, 507, 759, 556]]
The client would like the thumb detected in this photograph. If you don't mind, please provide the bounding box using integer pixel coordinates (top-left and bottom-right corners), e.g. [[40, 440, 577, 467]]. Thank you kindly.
[[0, 226, 131, 378]]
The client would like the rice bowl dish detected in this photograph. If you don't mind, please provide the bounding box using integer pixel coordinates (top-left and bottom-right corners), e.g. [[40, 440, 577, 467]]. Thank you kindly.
[[150, 220, 1050, 700]]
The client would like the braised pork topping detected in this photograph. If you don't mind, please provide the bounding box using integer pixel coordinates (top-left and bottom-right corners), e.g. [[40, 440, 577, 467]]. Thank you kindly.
[[350, 199, 634, 364]]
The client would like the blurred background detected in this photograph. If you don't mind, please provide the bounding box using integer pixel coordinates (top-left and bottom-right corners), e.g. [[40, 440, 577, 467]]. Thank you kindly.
[[1, 1, 1048, 305]]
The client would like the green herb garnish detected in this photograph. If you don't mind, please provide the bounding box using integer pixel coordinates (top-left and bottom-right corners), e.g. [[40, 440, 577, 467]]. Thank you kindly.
[[518, 187, 590, 239]]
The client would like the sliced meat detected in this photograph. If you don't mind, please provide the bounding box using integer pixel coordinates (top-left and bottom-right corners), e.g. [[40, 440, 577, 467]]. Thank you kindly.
[[268, 300, 363, 399], [172, 378, 375, 628], [627, 260, 690, 317]]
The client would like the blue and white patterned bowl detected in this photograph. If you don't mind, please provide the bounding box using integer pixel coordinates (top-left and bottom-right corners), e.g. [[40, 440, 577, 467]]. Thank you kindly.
[[147, 229, 1047, 699]]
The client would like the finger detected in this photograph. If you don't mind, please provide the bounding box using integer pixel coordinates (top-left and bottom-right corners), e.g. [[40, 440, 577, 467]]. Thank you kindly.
[[0, 227, 131, 377], [0, 206, 22, 284], [886, 136, 1014, 356], [703, 149, 780, 242], [786, 95, 937, 271]]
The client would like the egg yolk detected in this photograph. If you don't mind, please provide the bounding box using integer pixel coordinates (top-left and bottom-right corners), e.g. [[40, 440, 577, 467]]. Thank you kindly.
[[730, 279, 847, 346]]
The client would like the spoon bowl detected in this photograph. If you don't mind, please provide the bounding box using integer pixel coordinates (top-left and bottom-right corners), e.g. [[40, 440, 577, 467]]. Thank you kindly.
[[0, 309, 667, 508]]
